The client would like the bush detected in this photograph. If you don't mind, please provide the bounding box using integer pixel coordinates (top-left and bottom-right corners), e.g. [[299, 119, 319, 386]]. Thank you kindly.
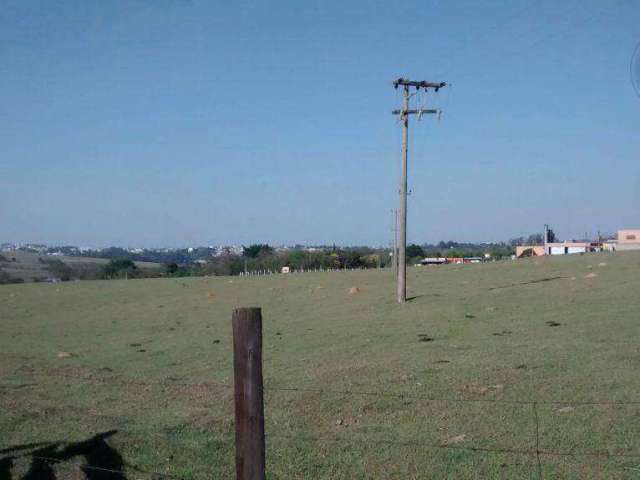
[[102, 259, 139, 279], [0, 271, 24, 284], [44, 259, 74, 281]]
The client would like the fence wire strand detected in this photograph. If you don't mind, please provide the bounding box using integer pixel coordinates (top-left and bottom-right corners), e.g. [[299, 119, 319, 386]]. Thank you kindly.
[[263, 384, 640, 407], [7, 369, 640, 406], [266, 431, 640, 459], [17, 454, 195, 479]]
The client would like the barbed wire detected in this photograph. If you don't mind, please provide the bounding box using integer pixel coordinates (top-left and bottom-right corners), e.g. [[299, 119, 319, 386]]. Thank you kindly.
[[8, 450, 227, 479], [263, 384, 640, 407], [266, 431, 640, 460], [5, 370, 640, 407], [12, 454, 181, 479]]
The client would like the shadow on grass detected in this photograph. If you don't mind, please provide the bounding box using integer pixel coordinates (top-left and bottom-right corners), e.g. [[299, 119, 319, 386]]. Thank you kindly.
[[488, 276, 569, 290], [406, 294, 425, 302], [0, 430, 125, 479]]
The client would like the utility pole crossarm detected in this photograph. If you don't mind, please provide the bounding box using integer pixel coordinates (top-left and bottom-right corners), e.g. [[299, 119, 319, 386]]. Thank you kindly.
[[392, 109, 440, 115], [393, 77, 446, 91]]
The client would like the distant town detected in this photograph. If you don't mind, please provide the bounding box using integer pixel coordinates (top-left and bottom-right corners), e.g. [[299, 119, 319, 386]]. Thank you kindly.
[[0, 226, 636, 285]]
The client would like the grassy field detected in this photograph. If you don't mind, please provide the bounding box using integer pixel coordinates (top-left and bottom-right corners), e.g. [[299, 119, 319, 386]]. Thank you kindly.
[[1, 251, 640, 479]]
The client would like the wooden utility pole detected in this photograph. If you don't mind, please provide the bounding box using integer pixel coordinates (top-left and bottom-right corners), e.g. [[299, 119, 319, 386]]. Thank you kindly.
[[232, 307, 265, 480], [392, 77, 446, 303], [392, 209, 399, 277]]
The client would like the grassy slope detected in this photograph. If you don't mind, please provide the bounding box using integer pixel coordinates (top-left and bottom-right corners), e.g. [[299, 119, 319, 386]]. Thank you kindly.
[[0, 250, 51, 280], [0, 250, 161, 282], [1, 252, 640, 479]]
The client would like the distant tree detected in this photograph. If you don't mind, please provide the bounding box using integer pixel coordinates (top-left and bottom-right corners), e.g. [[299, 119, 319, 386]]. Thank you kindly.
[[66, 262, 103, 281], [45, 259, 74, 281], [211, 255, 243, 276], [338, 250, 364, 269], [166, 262, 179, 275], [165, 262, 192, 277], [406, 244, 425, 259], [526, 233, 544, 245], [243, 244, 273, 258], [0, 270, 23, 284], [509, 237, 526, 247], [102, 259, 138, 279]]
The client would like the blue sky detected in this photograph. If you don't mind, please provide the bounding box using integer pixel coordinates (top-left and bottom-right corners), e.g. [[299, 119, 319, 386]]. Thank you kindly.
[[1, 0, 639, 247]]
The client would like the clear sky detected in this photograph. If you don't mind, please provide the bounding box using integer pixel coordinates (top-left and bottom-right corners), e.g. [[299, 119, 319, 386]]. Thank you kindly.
[[2, 0, 639, 247]]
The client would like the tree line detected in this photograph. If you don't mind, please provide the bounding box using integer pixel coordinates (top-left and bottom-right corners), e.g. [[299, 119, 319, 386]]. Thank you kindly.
[[1, 239, 525, 284]]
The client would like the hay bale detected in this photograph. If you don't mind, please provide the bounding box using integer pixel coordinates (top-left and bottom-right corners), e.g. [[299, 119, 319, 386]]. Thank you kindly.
[[57, 351, 74, 359]]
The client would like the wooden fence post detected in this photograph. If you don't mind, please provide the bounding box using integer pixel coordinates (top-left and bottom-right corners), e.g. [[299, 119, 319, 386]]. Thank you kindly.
[[232, 307, 265, 480]]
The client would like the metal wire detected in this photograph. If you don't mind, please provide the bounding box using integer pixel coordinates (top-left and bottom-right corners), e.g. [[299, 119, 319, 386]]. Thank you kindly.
[[266, 431, 640, 459], [6, 370, 640, 406], [24, 454, 203, 479], [263, 384, 640, 407]]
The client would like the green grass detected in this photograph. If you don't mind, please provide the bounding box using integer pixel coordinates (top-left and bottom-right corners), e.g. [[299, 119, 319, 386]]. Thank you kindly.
[[1, 252, 640, 478]]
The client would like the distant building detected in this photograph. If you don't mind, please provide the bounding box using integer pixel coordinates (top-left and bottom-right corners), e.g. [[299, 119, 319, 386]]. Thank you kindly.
[[546, 242, 590, 255], [419, 257, 486, 265], [615, 229, 640, 251], [421, 257, 447, 265], [516, 242, 592, 258]]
